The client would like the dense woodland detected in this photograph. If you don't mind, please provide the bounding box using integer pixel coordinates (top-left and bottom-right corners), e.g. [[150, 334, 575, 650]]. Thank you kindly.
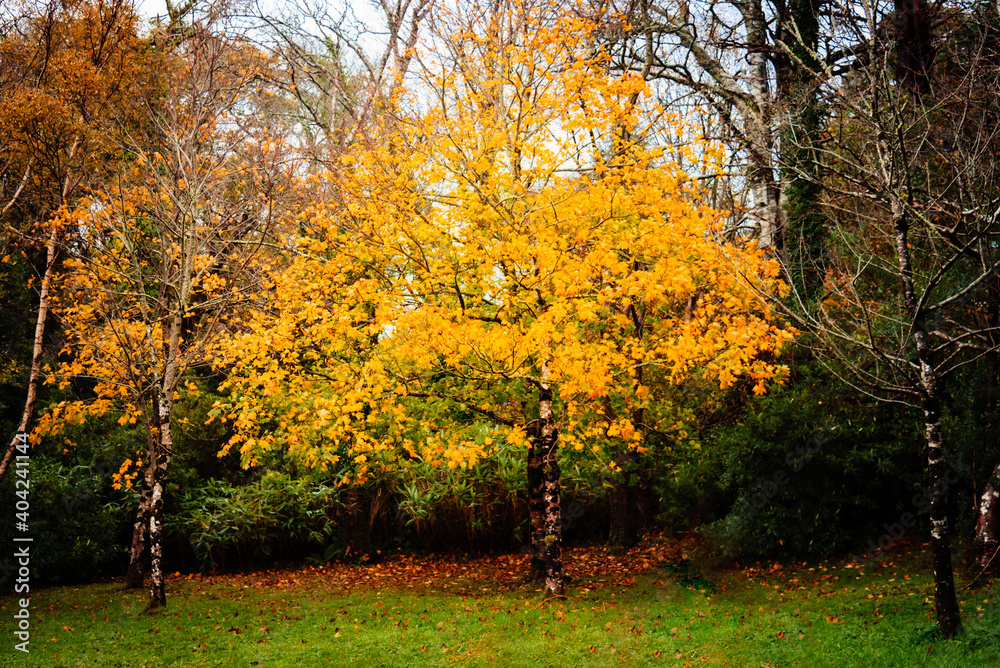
[[1, 0, 998, 639]]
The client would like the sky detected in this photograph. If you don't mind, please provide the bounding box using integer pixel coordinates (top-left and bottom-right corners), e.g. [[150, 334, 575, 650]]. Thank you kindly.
[[136, 0, 167, 21], [135, 0, 380, 31], [134, 0, 385, 58]]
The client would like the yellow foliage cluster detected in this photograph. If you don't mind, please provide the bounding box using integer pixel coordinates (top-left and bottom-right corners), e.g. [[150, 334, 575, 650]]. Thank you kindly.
[[112, 457, 144, 491], [215, 0, 796, 481]]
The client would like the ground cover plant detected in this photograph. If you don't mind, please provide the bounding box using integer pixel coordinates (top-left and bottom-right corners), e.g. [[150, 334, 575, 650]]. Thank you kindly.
[[2, 538, 997, 667]]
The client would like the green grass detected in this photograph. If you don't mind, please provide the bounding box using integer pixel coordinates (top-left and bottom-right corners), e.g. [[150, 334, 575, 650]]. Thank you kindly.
[[2, 544, 998, 667]]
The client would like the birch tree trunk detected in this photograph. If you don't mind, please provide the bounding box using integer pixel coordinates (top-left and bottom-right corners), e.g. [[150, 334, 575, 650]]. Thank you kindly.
[[538, 372, 563, 597], [641, 0, 784, 250], [893, 196, 963, 637], [921, 397, 963, 636], [526, 435, 547, 582], [740, 0, 783, 252], [0, 226, 59, 482], [124, 457, 156, 590], [146, 303, 182, 611], [146, 391, 173, 611], [973, 463, 1000, 575]]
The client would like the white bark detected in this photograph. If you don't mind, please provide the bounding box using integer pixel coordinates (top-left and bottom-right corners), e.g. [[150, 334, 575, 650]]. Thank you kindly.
[[0, 226, 59, 482]]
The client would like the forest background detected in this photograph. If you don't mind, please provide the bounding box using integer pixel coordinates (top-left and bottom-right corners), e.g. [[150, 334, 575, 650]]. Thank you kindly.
[[1, 0, 998, 639]]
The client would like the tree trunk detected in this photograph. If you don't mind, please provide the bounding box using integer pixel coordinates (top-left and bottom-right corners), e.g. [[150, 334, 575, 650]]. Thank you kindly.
[[779, 0, 826, 301], [609, 450, 640, 550], [146, 393, 173, 612], [538, 377, 563, 597], [147, 463, 167, 610], [893, 196, 963, 637], [973, 462, 1000, 575], [344, 485, 374, 561], [973, 278, 1000, 576], [526, 434, 546, 583], [124, 457, 156, 590], [0, 226, 58, 482], [610, 319, 646, 549], [922, 399, 964, 636], [741, 0, 783, 252], [894, 0, 934, 96]]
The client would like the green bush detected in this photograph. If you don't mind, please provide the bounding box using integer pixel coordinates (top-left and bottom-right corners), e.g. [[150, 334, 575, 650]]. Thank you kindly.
[[697, 364, 925, 560], [0, 416, 141, 585], [173, 472, 340, 571], [394, 443, 527, 551]]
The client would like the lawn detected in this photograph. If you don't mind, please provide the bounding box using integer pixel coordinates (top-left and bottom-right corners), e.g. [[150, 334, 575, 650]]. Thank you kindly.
[[2, 539, 998, 667]]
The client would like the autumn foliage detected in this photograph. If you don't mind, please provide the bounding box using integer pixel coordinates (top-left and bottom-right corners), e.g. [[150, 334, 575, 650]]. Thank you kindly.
[[220, 0, 790, 463], [215, 0, 794, 595], [4, 0, 794, 605], [7, 0, 999, 648]]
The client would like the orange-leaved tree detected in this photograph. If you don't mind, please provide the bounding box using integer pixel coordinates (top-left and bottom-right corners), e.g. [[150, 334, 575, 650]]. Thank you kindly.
[[219, 0, 794, 597], [37, 18, 292, 609], [0, 0, 155, 482]]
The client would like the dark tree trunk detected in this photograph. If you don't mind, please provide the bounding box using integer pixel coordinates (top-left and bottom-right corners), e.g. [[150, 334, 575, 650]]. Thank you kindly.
[[610, 312, 647, 550], [146, 393, 172, 612], [779, 0, 826, 302], [124, 457, 155, 590], [894, 0, 934, 96], [973, 283, 1000, 576], [344, 486, 373, 561], [526, 434, 546, 583], [538, 381, 563, 597], [973, 463, 1000, 575], [609, 449, 639, 549], [893, 197, 963, 637], [922, 398, 963, 637]]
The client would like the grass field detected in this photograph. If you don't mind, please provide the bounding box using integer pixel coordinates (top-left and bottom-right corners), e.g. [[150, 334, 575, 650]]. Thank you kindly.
[[2, 539, 998, 667]]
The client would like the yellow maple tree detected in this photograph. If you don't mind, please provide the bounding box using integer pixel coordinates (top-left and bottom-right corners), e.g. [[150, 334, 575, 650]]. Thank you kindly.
[[218, 0, 793, 596]]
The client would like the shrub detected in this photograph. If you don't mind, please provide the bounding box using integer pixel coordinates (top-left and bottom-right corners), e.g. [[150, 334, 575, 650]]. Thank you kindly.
[[698, 364, 924, 560], [173, 473, 339, 571], [0, 416, 140, 584]]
